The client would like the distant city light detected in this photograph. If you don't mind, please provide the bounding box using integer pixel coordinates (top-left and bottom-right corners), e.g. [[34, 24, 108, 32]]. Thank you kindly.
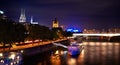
[[67, 28, 80, 33], [73, 30, 79, 32], [0, 10, 4, 14], [9, 53, 16, 60], [67, 29, 73, 32]]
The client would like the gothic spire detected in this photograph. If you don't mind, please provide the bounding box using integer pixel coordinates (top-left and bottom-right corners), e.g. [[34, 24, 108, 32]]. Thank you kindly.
[[19, 9, 26, 22]]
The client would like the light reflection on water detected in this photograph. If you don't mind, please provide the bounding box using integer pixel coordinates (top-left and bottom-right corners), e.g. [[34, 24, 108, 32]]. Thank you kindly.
[[49, 42, 120, 65], [83, 42, 120, 65], [0, 42, 120, 65], [0, 51, 23, 65]]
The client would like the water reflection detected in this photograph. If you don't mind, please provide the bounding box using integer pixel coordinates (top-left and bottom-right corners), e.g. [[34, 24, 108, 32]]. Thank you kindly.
[[66, 49, 84, 65], [50, 50, 68, 65], [1, 42, 120, 65], [0, 52, 22, 65], [84, 42, 120, 65], [49, 42, 120, 65]]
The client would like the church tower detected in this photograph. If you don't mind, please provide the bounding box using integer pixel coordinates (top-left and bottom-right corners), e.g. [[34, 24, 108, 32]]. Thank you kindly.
[[52, 18, 59, 28], [30, 16, 38, 24], [19, 9, 26, 23]]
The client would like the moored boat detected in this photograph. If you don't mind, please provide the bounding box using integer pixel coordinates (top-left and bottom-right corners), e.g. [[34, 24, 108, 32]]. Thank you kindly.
[[52, 42, 83, 56]]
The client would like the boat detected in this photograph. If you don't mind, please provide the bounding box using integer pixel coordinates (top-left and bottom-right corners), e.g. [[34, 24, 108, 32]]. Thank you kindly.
[[68, 42, 83, 56], [52, 42, 83, 56]]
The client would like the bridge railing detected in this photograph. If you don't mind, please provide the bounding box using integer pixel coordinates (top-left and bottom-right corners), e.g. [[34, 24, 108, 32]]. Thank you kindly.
[[73, 33, 120, 37]]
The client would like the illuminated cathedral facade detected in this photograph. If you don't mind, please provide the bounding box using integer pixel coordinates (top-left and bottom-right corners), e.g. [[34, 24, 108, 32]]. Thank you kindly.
[[19, 9, 38, 24]]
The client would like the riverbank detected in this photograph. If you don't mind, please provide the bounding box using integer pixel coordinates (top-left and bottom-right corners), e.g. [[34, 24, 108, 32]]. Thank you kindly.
[[0, 38, 68, 52]]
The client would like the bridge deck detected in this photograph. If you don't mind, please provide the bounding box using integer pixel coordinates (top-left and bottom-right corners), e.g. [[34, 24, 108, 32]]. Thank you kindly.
[[73, 33, 120, 37]]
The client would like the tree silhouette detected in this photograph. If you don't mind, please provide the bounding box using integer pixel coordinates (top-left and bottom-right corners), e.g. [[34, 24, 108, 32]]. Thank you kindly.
[[0, 19, 27, 49]]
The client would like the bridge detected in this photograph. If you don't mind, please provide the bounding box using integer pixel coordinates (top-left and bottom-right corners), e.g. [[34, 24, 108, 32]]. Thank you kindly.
[[73, 33, 120, 37]]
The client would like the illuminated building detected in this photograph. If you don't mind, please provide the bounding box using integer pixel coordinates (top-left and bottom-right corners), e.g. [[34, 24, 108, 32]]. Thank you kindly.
[[83, 29, 100, 34], [19, 9, 26, 23], [108, 28, 120, 33], [30, 16, 38, 24], [67, 28, 81, 33], [52, 18, 59, 28]]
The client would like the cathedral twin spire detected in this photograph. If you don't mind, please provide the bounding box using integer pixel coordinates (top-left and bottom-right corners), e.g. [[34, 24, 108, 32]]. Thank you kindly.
[[19, 9, 38, 24], [19, 9, 26, 22]]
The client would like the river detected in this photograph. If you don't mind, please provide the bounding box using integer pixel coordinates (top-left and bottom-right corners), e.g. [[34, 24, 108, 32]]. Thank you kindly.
[[0, 42, 120, 65]]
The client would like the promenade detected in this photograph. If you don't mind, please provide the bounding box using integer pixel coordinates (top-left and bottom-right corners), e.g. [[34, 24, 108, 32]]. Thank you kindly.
[[0, 39, 67, 52]]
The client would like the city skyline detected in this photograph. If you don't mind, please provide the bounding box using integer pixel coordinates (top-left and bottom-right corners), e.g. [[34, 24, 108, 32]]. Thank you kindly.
[[0, 0, 120, 30]]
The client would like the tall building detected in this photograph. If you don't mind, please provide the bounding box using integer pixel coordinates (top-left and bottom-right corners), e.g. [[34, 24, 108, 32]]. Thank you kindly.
[[19, 9, 26, 23], [52, 18, 59, 28]]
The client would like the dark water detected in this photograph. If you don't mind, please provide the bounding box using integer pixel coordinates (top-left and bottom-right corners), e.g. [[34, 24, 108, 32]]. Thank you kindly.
[[0, 42, 120, 65]]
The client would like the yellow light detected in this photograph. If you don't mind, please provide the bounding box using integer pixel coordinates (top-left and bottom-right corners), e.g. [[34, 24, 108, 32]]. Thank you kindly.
[[9, 53, 16, 60], [0, 53, 3, 57], [55, 50, 59, 55], [67, 58, 76, 65]]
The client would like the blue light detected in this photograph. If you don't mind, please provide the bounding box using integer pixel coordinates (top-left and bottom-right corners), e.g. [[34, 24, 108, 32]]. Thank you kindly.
[[67, 28, 81, 33], [67, 29, 73, 32], [73, 30, 79, 32]]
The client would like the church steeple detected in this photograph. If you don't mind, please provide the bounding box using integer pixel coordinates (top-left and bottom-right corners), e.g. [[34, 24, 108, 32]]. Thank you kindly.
[[52, 18, 59, 28], [19, 9, 26, 22]]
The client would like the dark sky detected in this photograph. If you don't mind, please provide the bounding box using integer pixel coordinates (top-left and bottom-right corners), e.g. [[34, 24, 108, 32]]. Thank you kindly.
[[0, 0, 120, 30]]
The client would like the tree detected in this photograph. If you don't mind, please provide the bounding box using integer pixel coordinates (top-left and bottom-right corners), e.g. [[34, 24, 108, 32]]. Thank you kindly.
[[50, 27, 64, 40], [0, 19, 27, 49], [13, 23, 28, 43], [27, 24, 51, 41]]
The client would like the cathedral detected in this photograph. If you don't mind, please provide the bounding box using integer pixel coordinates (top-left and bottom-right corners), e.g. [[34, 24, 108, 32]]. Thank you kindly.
[[19, 9, 26, 23], [19, 9, 38, 24]]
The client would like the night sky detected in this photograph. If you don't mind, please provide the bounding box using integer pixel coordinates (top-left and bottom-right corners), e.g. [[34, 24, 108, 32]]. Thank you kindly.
[[0, 0, 120, 30]]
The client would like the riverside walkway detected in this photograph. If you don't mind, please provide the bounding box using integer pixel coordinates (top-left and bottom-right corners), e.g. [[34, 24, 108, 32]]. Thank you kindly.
[[0, 39, 67, 52]]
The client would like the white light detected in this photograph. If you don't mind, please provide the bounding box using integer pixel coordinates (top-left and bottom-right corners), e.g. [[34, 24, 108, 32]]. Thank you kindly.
[[73, 33, 120, 37], [10, 62, 13, 65], [0, 10, 4, 14], [9, 54, 16, 60], [0, 60, 4, 63], [20, 50, 24, 53]]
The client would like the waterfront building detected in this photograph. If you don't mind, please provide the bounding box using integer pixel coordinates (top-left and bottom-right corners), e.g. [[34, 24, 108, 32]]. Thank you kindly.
[[108, 28, 120, 33], [83, 29, 100, 34]]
